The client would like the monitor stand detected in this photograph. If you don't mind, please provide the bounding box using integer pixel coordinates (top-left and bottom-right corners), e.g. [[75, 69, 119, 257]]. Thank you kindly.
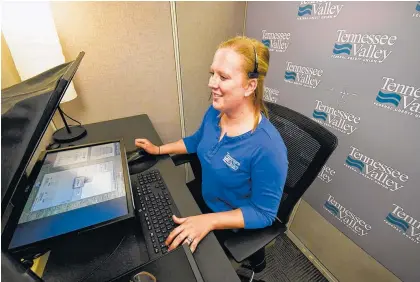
[[52, 107, 87, 143]]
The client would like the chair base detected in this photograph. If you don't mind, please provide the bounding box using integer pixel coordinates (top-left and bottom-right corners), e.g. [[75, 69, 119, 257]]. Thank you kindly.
[[237, 255, 267, 282], [237, 271, 265, 282], [243, 249, 266, 273]]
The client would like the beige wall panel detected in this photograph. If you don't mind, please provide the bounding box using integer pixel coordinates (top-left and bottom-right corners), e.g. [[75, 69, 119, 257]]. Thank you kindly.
[[176, 2, 246, 136], [289, 200, 401, 282], [50, 1, 181, 143]]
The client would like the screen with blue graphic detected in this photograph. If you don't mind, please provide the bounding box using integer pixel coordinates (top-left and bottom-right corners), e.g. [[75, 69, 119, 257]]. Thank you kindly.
[[9, 142, 130, 249]]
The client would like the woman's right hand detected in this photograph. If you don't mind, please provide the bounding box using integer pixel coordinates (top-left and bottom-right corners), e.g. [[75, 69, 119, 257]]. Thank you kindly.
[[135, 138, 160, 155]]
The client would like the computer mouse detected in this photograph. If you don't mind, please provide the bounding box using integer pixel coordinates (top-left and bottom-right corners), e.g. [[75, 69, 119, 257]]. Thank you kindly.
[[127, 148, 147, 165], [130, 271, 156, 282], [127, 149, 159, 174]]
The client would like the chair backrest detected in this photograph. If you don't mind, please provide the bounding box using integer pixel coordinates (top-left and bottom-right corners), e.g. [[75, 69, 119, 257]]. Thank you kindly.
[[265, 102, 338, 225]]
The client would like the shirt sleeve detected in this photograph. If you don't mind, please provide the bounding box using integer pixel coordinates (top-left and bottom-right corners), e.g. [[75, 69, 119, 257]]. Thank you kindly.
[[182, 106, 213, 153], [240, 146, 288, 229]]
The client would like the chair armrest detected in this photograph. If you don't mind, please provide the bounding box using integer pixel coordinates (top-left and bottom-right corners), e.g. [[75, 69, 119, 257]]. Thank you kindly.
[[171, 154, 194, 166], [171, 154, 202, 183], [224, 222, 286, 263]]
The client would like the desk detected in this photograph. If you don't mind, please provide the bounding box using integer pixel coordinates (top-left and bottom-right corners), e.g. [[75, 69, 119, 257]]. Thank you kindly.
[[41, 114, 240, 282]]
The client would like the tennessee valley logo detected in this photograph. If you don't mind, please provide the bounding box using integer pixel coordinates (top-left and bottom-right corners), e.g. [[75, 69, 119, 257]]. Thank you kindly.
[[261, 30, 291, 52], [317, 165, 335, 183], [332, 29, 397, 63], [344, 146, 408, 192], [312, 100, 360, 135], [297, 1, 343, 20], [375, 77, 420, 119], [324, 194, 371, 236], [385, 204, 420, 244], [284, 61, 323, 88], [414, 1, 420, 18], [223, 152, 240, 171]]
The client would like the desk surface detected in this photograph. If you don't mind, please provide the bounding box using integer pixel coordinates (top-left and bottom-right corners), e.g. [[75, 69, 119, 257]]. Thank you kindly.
[[43, 114, 240, 282]]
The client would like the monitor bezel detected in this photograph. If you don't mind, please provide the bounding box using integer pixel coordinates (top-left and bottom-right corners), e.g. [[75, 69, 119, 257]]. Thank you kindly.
[[5, 139, 135, 256]]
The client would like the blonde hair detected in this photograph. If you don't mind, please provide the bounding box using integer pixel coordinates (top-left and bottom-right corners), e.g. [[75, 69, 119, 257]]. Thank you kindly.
[[218, 36, 270, 131]]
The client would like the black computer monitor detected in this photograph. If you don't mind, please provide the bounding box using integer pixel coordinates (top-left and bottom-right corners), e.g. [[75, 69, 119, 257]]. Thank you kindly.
[[2, 52, 85, 217], [6, 139, 135, 255]]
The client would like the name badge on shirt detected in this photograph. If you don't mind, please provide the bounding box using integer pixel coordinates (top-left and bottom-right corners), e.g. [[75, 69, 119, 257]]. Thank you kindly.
[[223, 152, 240, 171]]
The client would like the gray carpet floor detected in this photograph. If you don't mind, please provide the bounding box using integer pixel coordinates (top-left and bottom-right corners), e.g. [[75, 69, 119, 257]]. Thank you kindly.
[[237, 234, 328, 282]]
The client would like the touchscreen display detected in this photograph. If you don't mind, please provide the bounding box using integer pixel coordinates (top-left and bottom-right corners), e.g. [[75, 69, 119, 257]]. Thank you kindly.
[[9, 142, 129, 249]]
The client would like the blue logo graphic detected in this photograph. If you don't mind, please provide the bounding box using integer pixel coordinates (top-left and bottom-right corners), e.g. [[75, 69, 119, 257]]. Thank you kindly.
[[324, 201, 339, 216], [345, 156, 365, 172], [385, 213, 409, 232], [376, 91, 401, 107], [284, 71, 296, 81], [262, 39, 271, 48], [312, 110, 328, 121], [298, 4, 312, 16], [333, 43, 352, 55], [416, 1, 420, 12]]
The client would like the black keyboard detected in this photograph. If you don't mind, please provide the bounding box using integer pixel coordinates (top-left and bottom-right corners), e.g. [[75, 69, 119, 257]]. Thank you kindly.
[[130, 169, 180, 260]]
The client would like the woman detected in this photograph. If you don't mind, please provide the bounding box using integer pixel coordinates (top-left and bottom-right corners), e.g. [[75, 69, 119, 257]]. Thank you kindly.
[[135, 36, 288, 254]]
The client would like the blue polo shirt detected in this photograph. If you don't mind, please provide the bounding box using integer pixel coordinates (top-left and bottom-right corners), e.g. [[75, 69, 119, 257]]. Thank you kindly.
[[183, 106, 288, 229]]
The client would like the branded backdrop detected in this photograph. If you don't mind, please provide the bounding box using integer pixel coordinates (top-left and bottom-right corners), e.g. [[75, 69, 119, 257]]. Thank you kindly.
[[246, 2, 420, 281]]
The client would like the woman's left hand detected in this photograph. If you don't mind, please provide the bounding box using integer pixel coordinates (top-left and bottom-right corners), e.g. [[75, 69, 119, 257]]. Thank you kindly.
[[165, 214, 215, 253]]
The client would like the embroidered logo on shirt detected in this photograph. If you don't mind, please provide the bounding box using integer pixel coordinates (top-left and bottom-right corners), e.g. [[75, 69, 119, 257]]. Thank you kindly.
[[223, 152, 240, 171]]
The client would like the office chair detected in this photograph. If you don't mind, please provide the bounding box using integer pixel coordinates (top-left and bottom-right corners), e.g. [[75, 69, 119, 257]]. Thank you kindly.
[[172, 102, 338, 282]]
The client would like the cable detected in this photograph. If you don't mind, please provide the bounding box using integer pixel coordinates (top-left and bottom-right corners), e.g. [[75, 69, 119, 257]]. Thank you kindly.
[[249, 271, 255, 282], [47, 108, 82, 150], [62, 110, 82, 126], [78, 235, 126, 282]]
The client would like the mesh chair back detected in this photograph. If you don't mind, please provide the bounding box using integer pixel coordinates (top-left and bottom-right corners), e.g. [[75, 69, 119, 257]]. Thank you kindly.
[[266, 102, 338, 224]]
